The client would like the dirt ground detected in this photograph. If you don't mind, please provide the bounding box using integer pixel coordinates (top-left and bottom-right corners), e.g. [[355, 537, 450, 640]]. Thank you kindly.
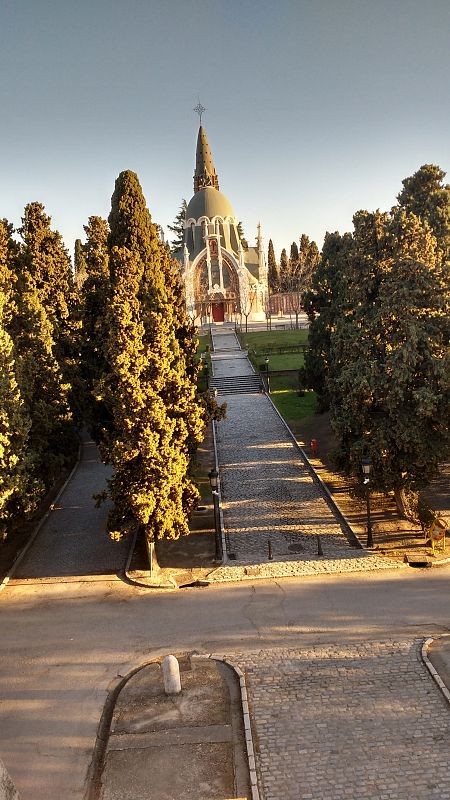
[[293, 412, 450, 562]]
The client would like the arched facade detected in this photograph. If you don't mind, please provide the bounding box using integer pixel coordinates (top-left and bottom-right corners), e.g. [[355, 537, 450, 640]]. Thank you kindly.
[[176, 125, 268, 324]]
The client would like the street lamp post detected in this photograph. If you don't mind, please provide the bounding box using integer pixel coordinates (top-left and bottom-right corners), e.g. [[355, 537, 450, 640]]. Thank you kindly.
[[265, 357, 270, 394], [208, 468, 222, 561], [361, 457, 373, 548]]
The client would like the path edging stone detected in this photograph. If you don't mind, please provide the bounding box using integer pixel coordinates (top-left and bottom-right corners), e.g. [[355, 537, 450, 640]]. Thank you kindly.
[[421, 636, 450, 705], [265, 393, 365, 549], [192, 652, 261, 800]]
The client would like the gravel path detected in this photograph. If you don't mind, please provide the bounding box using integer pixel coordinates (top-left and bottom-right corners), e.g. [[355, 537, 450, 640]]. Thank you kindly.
[[208, 329, 400, 580]]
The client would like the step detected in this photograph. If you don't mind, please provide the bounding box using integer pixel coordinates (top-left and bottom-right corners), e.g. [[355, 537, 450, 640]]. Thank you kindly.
[[209, 374, 263, 394]]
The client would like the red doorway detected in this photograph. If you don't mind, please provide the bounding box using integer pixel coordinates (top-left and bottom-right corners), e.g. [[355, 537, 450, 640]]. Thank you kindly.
[[212, 302, 224, 323]]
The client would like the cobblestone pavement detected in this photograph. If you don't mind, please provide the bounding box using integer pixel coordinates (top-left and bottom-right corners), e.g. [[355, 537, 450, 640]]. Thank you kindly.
[[208, 329, 399, 580], [211, 328, 242, 352], [228, 640, 450, 800], [12, 435, 129, 581]]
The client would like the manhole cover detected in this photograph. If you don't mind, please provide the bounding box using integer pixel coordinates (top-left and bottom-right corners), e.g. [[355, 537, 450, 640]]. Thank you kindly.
[[288, 543, 305, 553]]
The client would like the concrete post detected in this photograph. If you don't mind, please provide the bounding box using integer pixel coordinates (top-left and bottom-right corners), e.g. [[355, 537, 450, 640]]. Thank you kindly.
[[162, 655, 181, 695], [0, 760, 20, 800]]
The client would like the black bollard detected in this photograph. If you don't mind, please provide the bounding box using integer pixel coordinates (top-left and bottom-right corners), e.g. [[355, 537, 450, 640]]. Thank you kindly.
[[317, 534, 323, 557], [268, 539, 273, 560]]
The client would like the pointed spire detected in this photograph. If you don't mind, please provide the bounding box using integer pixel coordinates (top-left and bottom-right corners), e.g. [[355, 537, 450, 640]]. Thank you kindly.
[[194, 126, 220, 193]]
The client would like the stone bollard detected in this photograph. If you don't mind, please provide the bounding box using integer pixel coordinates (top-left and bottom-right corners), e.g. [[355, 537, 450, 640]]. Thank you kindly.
[[0, 759, 20, 800], [162, 655, 181, 695]]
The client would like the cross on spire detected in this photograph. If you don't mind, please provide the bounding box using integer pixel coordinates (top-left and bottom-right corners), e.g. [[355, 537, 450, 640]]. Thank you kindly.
[[193, 101, 206, 125]]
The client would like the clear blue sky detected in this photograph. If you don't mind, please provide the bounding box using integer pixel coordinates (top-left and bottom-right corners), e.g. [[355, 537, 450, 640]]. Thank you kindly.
[[1, 0, 449, 261]]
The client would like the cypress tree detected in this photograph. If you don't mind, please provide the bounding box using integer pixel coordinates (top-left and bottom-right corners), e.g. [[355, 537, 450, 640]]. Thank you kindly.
[[302, 231, 352, 410], [328, 209, 449, 517], [18, 202, 82, 423], [279, 247, 289, 291], [12, 275, 76, 489], [267, 239, 279, 292], [74, 238, 88, 288], [18, 203, 76, 342], [80, 216, 111, 436], [397, 164, 450, 260], [101, 171, 205, 552], [0, 221, 36, 536]]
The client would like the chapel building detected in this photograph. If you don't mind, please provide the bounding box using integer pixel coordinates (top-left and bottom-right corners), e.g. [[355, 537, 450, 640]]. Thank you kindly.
[[177, 125, 268, 324]]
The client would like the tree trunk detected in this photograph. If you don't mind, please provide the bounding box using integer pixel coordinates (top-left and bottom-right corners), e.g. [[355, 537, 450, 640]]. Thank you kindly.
[[394, 487, 419, 521], [145, 534, 161, 575]]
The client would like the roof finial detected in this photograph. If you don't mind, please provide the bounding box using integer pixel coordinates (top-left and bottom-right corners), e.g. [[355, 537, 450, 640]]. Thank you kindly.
[[193, 101, 206, 126]]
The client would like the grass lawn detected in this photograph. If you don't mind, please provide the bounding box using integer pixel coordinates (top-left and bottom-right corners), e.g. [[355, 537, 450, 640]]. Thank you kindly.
[[196, 334, 211, 356], [239, 328, 309, 351], [239, 328, 308, 371], [270, 388, 318, 424], [263, 353, 305, 371]]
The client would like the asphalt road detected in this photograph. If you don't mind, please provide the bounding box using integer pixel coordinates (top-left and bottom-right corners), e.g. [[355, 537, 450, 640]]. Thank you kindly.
[[1, 567, 450, 799]]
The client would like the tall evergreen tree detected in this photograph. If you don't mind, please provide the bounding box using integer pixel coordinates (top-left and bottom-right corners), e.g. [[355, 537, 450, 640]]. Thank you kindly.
[[167, 198, 187, 253], [397, 164, 450, 260], [18, 202, 83, 422], [279, 247, 289, 291], [18, 203, 76, 342], [80, 216, 111, 435], [74, 238, 88, 288], [100, 171, 205, 553], [297, 234, 320, 292], [303, 231, 352, 409], [267, 239, 279, 292], [0, 221, 36, 535], [328, 209, 449, 516], [12, 278, 76, 488]]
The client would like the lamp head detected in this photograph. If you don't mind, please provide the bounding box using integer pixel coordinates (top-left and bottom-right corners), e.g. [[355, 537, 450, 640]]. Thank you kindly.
[[208, 468, 219, 489], [361, 457, 372, 476]]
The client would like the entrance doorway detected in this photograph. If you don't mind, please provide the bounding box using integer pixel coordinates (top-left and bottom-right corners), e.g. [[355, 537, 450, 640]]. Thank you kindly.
[[212, 302, 225, 323]]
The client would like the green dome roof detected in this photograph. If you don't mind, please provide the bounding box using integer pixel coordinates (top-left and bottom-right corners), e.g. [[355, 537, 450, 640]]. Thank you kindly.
[[186, 187, 235, 221]]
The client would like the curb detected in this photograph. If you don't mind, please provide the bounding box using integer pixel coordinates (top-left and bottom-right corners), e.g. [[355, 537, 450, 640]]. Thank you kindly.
[[0, 442, 82, 594], [421, 636, 450, 705], [192, 652, 260, 800]]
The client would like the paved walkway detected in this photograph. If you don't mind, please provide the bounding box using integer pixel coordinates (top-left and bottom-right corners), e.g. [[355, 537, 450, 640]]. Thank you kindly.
[[209, 327, 399, 580], [229, 639, 450, 800], [11, 433, 129, 581]]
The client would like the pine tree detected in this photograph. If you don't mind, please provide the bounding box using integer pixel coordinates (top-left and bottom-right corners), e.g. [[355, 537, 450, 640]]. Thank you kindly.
[[267, 239, 279, 292], [101, 171, 205, 555], [328, 209, 449, 517], [167, 198, 187, 253]]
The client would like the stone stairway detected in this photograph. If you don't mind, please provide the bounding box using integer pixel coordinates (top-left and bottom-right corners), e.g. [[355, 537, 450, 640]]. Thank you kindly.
[[209, 373, 263, 395]]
